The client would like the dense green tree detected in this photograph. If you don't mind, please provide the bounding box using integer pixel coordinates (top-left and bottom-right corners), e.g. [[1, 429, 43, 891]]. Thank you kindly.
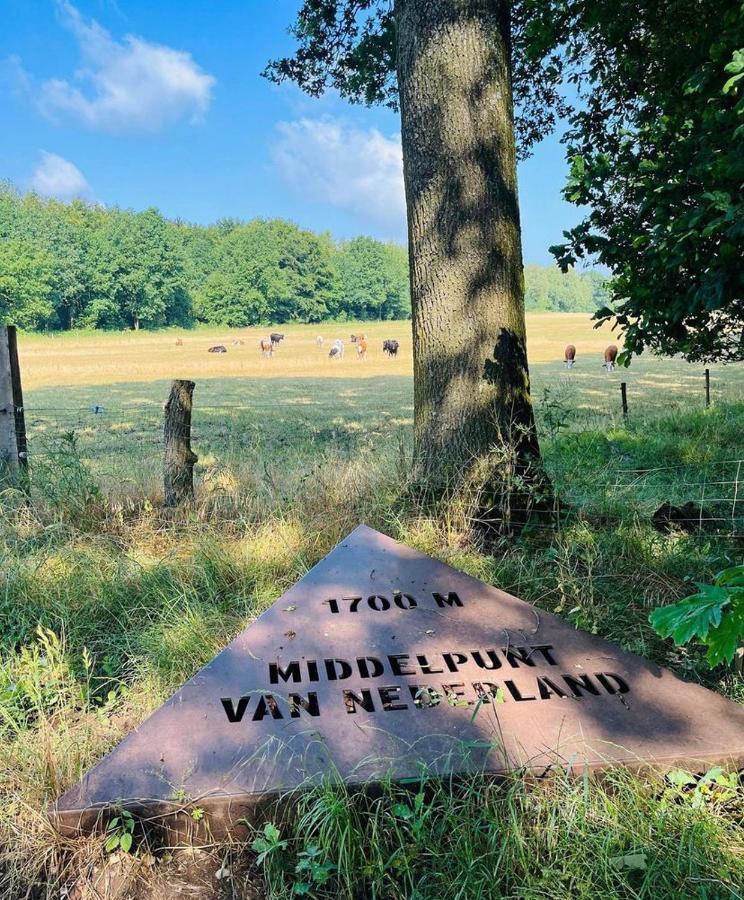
[[196, 271, 264, 327], [524, 264, 606, 312], [0, 181, 601, 332], [336, 238, 411, 320], [0, 239, 55, 329], [523, 0, 743, 362], [102, 209, 189, 330]]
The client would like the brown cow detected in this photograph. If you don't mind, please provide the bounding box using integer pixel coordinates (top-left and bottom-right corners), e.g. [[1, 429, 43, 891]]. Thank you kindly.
[[357, 338, 368, 360], [564, 344, 576, 368], [175, 338, 183, 347], [259, 338, 273, 358], [604, 344, 619, 372]]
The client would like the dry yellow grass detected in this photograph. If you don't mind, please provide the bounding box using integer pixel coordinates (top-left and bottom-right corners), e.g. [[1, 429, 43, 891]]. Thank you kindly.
[[18, 314, 619, 390]]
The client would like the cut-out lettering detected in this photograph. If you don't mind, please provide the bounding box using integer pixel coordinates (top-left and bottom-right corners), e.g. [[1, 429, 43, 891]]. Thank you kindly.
[[389, 654, 416, 676], [563, 674, 601, 698], [288, 692, 320, 718], [252, 695, 283, 721], [504, 646, 536, 668], [433, 591, 463, 608], [443, 651, 468, 672], [471, 649, 502, 670], [221, 696, 250, 723], [505, 680, 536, 701], [379, 685, 408, 711], [368, 594, 390, 611], [417, 654, 444, 674], [537, 676, 568, 700], [357, 656, 385, 679], [596, 672, 630, 695], [269, 661, 302, 685], [393, 591, 417, 609], [324, 659, 352, 681], [344, 689, 375, 714]]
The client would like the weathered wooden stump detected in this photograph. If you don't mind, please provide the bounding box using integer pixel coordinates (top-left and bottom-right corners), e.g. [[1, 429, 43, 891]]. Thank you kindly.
[[0, 325, 27, 479], [163, 380, 198, 506]]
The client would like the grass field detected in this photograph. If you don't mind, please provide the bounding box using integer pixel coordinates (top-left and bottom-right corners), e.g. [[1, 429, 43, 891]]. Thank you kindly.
[[1, 315, 742, 898]]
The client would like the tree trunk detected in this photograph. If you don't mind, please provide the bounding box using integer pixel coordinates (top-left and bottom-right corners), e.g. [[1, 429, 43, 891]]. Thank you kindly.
[[395, 0, 549, 533], [164, 380, 198, 507]]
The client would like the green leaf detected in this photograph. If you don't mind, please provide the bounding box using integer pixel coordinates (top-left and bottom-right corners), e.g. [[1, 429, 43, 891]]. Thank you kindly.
[[105, 834, 120, 853], [611, 852, 647, 871], [119, 832, 133, 853], [716, 566, 744, 588], [704, 613, 743, 666], [392, 803, 414, 820], [264, 822, 281, 843], [667, 768, 697, 787], [649, 592, 729, 644]]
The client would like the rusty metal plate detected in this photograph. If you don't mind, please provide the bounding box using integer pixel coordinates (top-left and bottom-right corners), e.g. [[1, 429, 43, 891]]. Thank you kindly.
[[51, 525, 744, 838]]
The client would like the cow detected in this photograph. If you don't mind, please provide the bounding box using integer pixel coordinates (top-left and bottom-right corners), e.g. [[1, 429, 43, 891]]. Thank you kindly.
[[329, 339, 344, 359], [259, 338, 274, 358], [604, 344, 619, 372], [564, 344, 576, 368], [357, 338, 368, 360], [270, 332, 285, 347], [350, 333, 368, 344], [208, 345, 227, 354], [175, 338, 183, 347], [231, 339, 245, 347], [383, 339, 399, 356], [316, 336, 324, 347]]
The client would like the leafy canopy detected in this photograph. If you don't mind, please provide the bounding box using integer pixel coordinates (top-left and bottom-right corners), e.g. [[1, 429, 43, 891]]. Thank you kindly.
[[264, 0, 567, 159]]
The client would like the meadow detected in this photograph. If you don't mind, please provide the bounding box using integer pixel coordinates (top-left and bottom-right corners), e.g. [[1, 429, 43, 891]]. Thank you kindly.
[[0, 314, 742, 898]]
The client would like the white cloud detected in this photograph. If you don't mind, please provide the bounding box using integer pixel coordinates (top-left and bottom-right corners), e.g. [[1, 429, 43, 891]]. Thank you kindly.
[[272, 117, 406, 237], [37, 1, 215, 132], [29, 151, 92, 201]]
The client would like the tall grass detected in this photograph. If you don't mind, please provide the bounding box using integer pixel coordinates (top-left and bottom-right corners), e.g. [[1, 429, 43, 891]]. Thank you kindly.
[[0, 400, 741, 897]]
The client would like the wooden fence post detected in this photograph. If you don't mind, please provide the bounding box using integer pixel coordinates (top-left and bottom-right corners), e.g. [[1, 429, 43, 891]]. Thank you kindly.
[[164, 380, 198, 506], [620, 382, 628, 419], [0, 325, 26, 476], [705, 368, 711, 408]]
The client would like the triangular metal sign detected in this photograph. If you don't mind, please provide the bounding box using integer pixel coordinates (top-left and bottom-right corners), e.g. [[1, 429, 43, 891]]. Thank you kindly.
[[51, 525, 744, 838]]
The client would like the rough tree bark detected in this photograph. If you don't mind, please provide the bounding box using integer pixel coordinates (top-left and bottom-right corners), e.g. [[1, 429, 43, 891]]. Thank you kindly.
[[164, 380, 198, 507], [395, 0, 549, 532]]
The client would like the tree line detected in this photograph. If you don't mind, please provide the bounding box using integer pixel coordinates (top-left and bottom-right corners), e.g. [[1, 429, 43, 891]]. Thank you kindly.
[[0, 184, 606, 331]]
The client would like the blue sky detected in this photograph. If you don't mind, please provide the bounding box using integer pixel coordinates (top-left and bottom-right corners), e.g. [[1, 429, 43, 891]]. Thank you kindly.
[[0, 0, 581, 265]]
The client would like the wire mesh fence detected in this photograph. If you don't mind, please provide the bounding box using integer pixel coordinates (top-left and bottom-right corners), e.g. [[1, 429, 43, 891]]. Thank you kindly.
[[2, 380, 741, 542]]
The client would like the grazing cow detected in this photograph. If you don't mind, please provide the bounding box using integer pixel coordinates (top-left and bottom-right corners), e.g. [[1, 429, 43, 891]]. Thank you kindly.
[[329, 338, 344, 359], [604, 344, 619, 372], [208, 345, 227, 354], [259, 338, 274, 358], [270, 332, 285, 347], [564, 344, 576, 368], [316, 335, 324, 347], [357, 338, 368, 360], [383, 339, 399, 356], [175, 338, 183, 347], [231, 339, 245, 347]]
